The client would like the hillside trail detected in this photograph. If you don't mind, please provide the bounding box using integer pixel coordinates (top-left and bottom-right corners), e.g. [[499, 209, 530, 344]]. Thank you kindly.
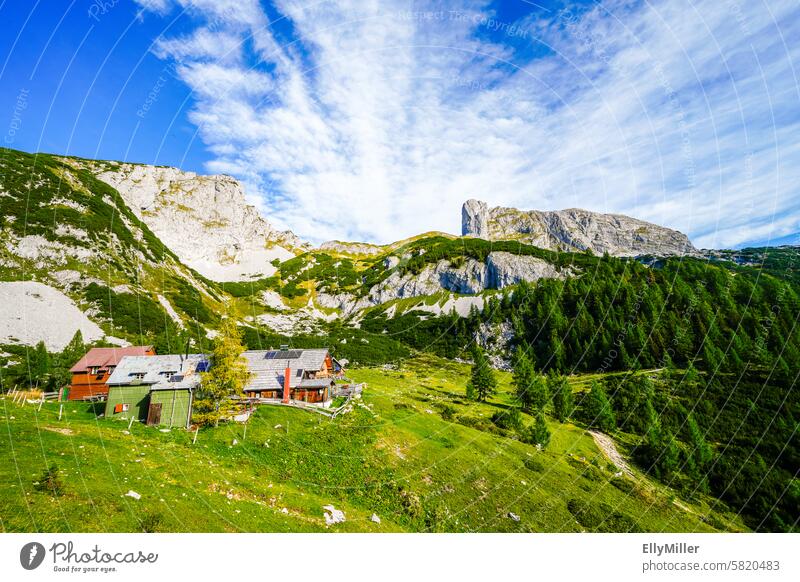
[[588, 430, 633, 477], [588, 430, 699, 517]]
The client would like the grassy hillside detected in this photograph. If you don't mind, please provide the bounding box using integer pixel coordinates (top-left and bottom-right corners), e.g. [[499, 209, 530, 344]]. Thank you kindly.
[[0, 355, 745, 533], [0, 147, 226, 346]]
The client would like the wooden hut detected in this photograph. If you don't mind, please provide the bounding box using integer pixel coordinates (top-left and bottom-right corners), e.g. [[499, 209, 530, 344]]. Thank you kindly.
[[241, 348, 342, 403], [68, 346, 154, 401], [104, 354, 208, 428]]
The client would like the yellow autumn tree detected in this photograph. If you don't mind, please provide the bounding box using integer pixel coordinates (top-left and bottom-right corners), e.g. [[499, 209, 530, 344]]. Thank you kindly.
[[193, 317, 251, 427]]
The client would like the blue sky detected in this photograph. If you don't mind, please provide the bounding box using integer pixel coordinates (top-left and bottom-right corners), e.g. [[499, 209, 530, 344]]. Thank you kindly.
[[1, 0, 798, 248]]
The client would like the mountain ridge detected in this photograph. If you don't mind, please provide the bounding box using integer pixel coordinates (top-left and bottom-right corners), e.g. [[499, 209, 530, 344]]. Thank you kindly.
[[462, 198, 699, 257]]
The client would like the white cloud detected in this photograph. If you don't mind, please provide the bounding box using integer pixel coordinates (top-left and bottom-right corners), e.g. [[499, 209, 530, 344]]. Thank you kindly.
[[138, 0, 800, 248]]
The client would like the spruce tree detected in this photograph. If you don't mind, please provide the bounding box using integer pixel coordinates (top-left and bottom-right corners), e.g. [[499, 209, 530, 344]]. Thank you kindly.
[[582, 380, 615, 432], [531, 409, 551, 448], [467, 345, 496, 402], [549, 372, 573, 422], [686, 414, 713, 476], [530, 373, 548, 412], [512, 350, 535, 411], [28, 341, 50, 388]]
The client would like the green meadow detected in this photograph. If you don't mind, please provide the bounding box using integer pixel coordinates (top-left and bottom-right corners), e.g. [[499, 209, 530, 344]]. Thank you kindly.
[[0, 355, 745, 533]]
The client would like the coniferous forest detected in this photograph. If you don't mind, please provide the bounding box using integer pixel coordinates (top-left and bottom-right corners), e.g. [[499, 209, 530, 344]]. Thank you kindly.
[[362, 253, 800, 531]]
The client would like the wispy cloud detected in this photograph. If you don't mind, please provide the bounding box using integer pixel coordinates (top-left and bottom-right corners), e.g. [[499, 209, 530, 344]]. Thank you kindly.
[[136, 0, 800, 248]]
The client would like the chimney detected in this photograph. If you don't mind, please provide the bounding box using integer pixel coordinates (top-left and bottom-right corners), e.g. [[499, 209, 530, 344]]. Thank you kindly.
[[283, 363, 291, 403]]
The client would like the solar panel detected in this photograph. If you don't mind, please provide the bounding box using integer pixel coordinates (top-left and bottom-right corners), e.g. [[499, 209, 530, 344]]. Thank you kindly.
[[196, 361, 210, 372], [169, 375, 184, 383], [267, 349, 302, 360]]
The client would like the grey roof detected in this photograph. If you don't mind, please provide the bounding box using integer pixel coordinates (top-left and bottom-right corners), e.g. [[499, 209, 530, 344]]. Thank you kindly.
[[298, 378, 336, 389], [106, 354, 208, 391], [242, 349, 332, 392]]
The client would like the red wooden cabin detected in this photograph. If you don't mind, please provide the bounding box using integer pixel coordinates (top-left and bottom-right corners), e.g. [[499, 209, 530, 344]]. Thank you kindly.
[[68, 346, 155, 401]]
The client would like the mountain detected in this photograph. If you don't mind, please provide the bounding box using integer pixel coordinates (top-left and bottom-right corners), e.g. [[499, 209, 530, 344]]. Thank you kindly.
[[1, 146, 798, 533], [0, 147, 226, 348], [462, 198, 698, 257], [86, 160, 305, 282]]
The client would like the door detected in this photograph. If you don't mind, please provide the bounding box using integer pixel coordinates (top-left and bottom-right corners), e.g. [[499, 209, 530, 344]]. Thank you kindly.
[[146, 402, 162, 426]]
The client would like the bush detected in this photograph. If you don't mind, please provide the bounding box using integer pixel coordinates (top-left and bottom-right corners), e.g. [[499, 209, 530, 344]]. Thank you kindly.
[[523, 456, 545, 472], [491, 407, 522, 431], [567, 498, 642, 532], [34, 465, 64, 496], [440, 404, 456, 421], [140, 511, 164, 533]]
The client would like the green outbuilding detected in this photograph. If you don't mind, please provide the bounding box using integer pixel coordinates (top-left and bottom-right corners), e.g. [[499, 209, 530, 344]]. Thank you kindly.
[[148, 386, 194, 429], [104, 384, 151, 423], [103, 354, 208, 429]]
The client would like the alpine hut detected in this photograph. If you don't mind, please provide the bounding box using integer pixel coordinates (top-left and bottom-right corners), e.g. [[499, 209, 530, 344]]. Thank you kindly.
[[242, 347, 343, 404], [104, 354, 209, 428], [68, 346, 155, 401]]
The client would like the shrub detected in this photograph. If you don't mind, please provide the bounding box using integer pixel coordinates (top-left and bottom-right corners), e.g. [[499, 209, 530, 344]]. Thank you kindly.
[[35, 465, 64, 496], [523, 456, 545, 472], [491, 407, 522, 431], [440, 404, 456, 421]]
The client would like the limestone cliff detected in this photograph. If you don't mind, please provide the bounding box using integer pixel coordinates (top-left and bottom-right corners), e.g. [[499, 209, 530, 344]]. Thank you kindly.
[[462, 199, 697, 257], [88, 162, 304, 281]]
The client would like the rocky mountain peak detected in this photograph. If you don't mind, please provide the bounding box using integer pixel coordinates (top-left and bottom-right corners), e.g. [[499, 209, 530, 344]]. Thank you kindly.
[[462, 199, 490, 238], [461, 199, 697, 257], [89, 162, 305, 281]]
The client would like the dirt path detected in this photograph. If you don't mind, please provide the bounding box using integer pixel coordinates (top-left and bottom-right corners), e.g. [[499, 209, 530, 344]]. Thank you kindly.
[[589, 430, 633, 477]]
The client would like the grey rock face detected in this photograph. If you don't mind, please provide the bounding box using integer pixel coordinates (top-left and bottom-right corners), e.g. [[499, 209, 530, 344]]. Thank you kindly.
[[462, 200, 698, 257], [317, 253, 568, 316], [91, 163, 304, 281], [486, 252, 564, 288], [462, 199, 490, 238]]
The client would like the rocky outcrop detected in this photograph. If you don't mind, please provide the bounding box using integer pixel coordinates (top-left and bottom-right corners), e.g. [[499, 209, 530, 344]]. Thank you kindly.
[[90, 162, 304, 281], [317, 252, 568, 315], [462, 199, 698, 257], [462, 199, 490, 239], [486, 252, 564, 288], [318, 241, 383, 256]]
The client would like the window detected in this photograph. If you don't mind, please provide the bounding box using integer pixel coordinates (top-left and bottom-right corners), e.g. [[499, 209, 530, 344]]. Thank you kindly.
[[159, 371, 177, 379], [89, 366, 100, 375], [129, 372, 145, 380]]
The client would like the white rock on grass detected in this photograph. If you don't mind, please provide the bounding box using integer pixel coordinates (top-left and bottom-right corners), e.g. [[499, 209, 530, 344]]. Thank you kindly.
[[125, 490, 141, 500], [370, 513, 381, 524], [323, 505, 346, 526]]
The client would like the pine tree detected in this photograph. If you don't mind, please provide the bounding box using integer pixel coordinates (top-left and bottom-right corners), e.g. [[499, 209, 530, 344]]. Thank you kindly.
[[531, 409, 551, 448], [686, 413, 713, 476], [467, 345, 496, 402], [194, 317, 251, 426], [27, 341, 50, 388], [582, 380, 615, 432], [549, 372, 573, 422], [512, 350, 535, 411]]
